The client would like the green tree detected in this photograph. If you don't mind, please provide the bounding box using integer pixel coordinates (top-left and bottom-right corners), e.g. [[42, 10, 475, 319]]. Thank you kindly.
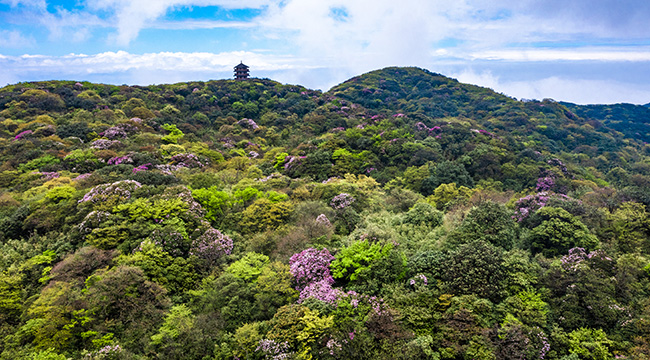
[[526, 207, 599, 257]]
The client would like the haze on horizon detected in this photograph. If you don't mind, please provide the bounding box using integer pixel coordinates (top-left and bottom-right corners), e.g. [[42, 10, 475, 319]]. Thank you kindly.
[[1, 0, 650, 105]]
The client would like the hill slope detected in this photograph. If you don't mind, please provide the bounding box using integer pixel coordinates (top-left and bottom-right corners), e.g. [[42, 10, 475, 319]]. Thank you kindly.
[[0, 68, 649, 359]]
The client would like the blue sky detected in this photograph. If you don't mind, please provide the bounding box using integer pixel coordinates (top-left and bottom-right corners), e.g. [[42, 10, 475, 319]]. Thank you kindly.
[[1, 0, 650, 104]]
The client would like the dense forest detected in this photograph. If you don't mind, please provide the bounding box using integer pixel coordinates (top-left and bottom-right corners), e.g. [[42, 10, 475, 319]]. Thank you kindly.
[[0, 66, 649, 360]]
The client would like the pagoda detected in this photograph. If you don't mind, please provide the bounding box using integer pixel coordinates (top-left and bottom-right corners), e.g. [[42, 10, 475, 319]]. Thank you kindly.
[[234, 62, 250, 80]]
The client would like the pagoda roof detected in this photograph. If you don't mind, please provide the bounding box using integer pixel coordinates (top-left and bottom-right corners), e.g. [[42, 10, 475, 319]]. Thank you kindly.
[[234, 62, 249, 69]]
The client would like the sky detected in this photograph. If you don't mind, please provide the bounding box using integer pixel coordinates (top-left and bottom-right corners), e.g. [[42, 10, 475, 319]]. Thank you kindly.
[[1, 0, 650, 104]]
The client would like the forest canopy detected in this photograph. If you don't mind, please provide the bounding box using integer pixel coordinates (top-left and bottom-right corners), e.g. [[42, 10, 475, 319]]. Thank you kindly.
[[0, 67, 649, 359]]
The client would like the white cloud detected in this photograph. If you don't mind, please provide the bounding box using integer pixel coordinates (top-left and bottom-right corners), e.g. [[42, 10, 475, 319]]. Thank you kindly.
[[0, 0, 46, 9], [0, 29, 34, 48], [0, 50, 300, 84], [453, 69, 650, 104], [471, 48, 650, 62], [84, 0, 274, 45], [151, 19, 257, 30]]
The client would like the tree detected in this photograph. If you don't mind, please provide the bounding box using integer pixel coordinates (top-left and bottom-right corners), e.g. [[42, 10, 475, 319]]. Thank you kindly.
[[422, 161, 474, 195], [526, 207, 599, 257], [442, 240, 507, 302], [447, 200, 519, 250]]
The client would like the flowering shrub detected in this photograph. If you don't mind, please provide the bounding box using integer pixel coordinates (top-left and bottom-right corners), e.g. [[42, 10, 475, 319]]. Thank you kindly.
[[561, 247, 612, 272], [298, 279, 342, 305], [339, 291, 390, 316], [249, 151, 259, 158], [414, 122, 443, 136], [14, 130, 33, 141], [470, 129, 498, 138], [132, 163, 151, 174], [79, 180, 142, 203], [107, 154, 133, 165], [237, 118, 259, 130], [170, 153, 207, 168], [548, 158, 569, 175], [78, 210, 112, 234], [74, 173, 92, 181], [513, 192, 550, 222], [315, 214, 332, 227], [536, 176, 555, 191], [256, 339, 292, 360], [83, 344, 122, 359], [330, 193, 355, 210], [102, 126, 127, 139], [155, 164, 184, 175], [190, 228, 233, 265], [91, 139, 122, 149], [32, 171, 60, 180], [513, 192, 577, 222], [409, 274, 428, 286], [289, 248, 335, 290]]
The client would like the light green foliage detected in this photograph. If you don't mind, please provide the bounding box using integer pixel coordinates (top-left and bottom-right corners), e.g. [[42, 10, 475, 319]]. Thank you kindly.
[[18, 155, 60, 171], [0, 272, 22, 321], [226, 252, 270, 281], [239, 198, 294, 233], [567, 328, 613, 360], [232, 322, 263, 359], [232, 186, 261, 205], [499, 291, 549, 328], [114, 197, 188, 221], [274, 152, 289, 170], [192, 186, 231, 222], [403, 202, 443, 227], [150, 304, 194, 345], [161, 123, 184, 144], [44, 186, 76, 203], [160, 143, 185, 156], [27, 348, 69, 360], [267, 305, 333, 359], [255, 262, 299, 317], [609, 201, 650, 253], [426, 182, 475, 210], [331, 240, 393, 281], [266, 190, 289, 203]]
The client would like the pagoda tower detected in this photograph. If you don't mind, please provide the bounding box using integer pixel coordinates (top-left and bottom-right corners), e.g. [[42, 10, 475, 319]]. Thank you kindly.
[[234, 62, 250, 80]]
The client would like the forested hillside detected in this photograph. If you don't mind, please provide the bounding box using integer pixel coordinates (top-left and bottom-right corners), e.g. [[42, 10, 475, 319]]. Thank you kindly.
[[1, 67, 649, 360]]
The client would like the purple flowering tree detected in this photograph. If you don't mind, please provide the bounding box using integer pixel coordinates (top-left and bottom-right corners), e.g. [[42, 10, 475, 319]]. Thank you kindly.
[[330, 193, 355, 210], [170, 153, 206, 168], [536, 176, 555, 192], [237, 118, 260, 130], [79, 180, 142, 204], [297, 279, 342, 305], [289, 248, 336, 291], [190, 228, 233, 266], [256, 339, 292, 360], [14, 130, 33, 141]]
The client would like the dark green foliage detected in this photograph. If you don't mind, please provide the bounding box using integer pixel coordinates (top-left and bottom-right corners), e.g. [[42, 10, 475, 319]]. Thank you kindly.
[[447, 200, 519, 250], [442, 240, 507, 302], [526, 207, 599, 257], [422, 160, 474, 194]]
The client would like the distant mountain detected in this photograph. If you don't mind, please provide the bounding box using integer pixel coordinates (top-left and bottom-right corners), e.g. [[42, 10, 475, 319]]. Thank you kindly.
[[561, 102, 650, 143]]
